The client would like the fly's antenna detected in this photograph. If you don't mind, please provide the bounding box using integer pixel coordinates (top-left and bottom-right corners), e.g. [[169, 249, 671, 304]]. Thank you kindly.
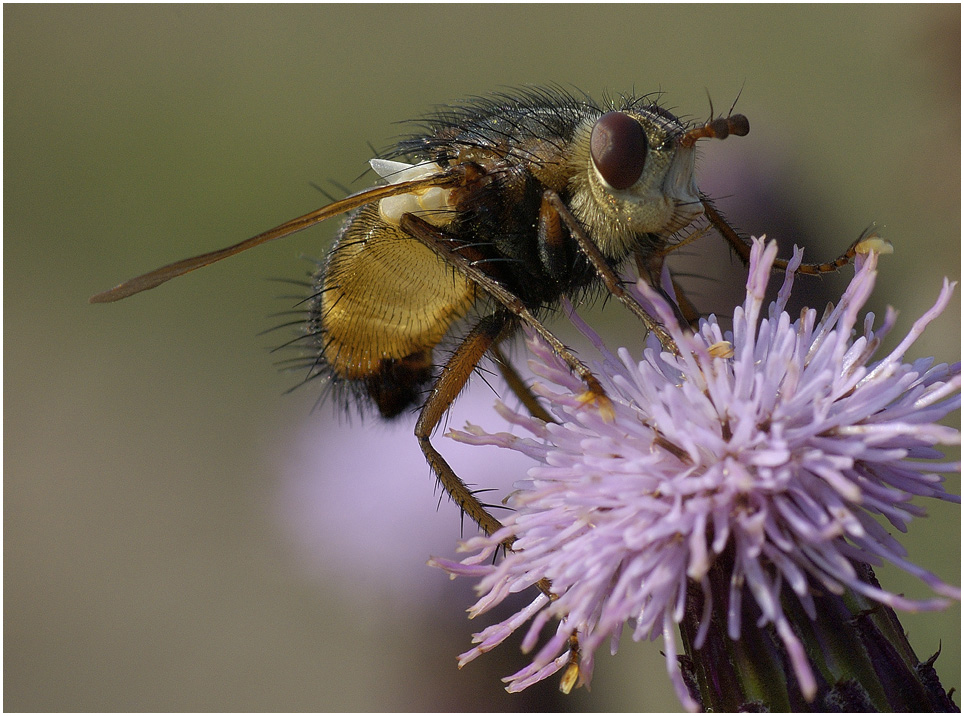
[[679, 113, 749, 147]]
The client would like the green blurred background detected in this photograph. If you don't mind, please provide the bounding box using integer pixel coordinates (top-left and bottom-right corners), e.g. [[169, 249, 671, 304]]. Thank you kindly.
[[5, 5, 959, 711]]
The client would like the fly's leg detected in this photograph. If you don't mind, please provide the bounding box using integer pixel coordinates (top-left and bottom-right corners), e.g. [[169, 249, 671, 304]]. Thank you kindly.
[[632, 246, 703, 329], [415, 312, 516, 542], [490, 343, 554, 424], [418, 313, 578, 687], [540, 191, 680, 354], [639, 223, 712, 328], [402, 211, 593, 692], [639, 197, 872, 329], [415, 312, 556, 599], [702, 195, 868, 274], [399, 213, 612, 417]]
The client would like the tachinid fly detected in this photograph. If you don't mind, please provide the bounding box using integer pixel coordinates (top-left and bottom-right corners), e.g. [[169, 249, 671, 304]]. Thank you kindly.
[[92, 88, 863, 540]]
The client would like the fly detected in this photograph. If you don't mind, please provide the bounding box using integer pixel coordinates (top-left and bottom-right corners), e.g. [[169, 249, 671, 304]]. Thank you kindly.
[[91, 87, 862, 542]]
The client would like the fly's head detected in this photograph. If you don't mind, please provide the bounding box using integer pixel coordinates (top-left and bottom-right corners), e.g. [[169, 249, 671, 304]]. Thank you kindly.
[[567, 105, 747, 260]]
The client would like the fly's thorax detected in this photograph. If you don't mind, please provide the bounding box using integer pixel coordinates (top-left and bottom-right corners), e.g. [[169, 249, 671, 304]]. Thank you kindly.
[[566, 108, 703, 261], [309, 205, 475, 382]]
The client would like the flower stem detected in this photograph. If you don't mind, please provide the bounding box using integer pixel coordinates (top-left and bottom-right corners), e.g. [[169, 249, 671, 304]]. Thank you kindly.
[[678, 555, 959, 711]]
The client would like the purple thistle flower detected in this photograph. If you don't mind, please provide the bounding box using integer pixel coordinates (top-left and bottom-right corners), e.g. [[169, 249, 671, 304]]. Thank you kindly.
[[430, 238, 960, 711]]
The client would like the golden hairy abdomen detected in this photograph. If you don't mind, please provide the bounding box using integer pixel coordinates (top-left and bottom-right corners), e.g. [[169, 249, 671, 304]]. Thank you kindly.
[[319, 207, 476, 380]]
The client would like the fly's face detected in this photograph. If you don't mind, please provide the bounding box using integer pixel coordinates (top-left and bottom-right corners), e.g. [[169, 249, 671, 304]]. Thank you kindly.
[[567, 107, 702, 260]]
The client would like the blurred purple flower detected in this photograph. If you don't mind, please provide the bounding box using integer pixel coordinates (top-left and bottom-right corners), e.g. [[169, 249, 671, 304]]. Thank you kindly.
[[274, 388, 536, 603], [432, 238, 960, 710]]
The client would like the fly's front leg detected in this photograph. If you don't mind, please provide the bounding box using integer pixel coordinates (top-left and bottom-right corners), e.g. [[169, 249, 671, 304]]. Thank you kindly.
[[702, 196, 869, 275]]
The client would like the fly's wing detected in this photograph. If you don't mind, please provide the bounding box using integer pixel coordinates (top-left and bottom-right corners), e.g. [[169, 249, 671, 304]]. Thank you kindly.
[[90, 168, 463, 304]]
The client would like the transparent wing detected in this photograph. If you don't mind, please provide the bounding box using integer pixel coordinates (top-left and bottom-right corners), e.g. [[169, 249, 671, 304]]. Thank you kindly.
[[90, 170, 461, 303]]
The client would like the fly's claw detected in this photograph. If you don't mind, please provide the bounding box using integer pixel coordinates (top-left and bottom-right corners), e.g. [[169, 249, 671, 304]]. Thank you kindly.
[[577, 389, 615, 422], [559, 633, 584, 694], [854, 229, 894, 256], [707, 340, 735, 359]]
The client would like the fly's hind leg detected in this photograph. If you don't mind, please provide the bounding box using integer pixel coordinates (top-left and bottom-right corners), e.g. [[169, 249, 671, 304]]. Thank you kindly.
[[415, 311, 516, 542], [417, 310, 575, 685], [403, 213, 586, 691], [400, 212, 611, 538]]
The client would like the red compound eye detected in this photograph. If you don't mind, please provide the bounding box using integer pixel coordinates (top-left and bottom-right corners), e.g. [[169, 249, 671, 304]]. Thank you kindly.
[[590, 112, 648, 190]]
